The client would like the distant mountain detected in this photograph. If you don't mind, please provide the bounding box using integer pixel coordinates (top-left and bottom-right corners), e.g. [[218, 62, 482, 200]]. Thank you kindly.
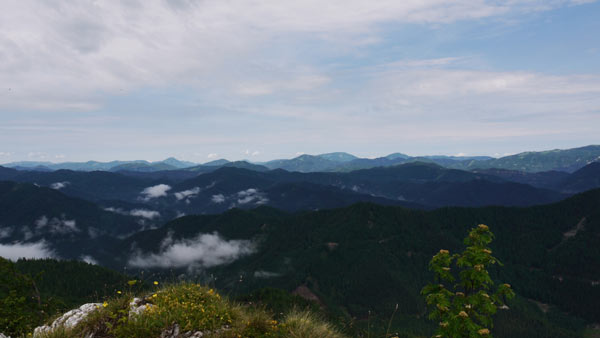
[[202, 159, 230, 166], [167, 163, 564, 209], [263, 154, 339, 172], [471, 168, 570, 190], [1, 169, 154, 202], [455, 145, 600, 172], [0, 182, 141, 259], [2, 158, 197, 172], [557, 162, 600, 193], [184, 160, 268, 173], [423, 155, 494, 161], [0, 166, 20, 180], [160, 157, 196, 168], [316, 152, 358, 162], [110, 162, 178, 172], [385, 152, 410, 160]]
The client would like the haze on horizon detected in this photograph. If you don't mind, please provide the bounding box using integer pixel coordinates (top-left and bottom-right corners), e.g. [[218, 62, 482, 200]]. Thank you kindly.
[[1, 1, 599, 163]]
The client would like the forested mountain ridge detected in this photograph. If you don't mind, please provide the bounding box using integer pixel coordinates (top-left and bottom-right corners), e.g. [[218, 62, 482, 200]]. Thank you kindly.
[[98, 188, 600, 337]]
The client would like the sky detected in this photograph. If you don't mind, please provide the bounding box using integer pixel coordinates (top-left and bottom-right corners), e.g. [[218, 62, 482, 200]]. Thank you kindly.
[[1, 0, 599, 164]]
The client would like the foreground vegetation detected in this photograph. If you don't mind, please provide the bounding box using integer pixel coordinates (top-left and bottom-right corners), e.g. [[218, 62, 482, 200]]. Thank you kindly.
[[35, 283, 345, 338]]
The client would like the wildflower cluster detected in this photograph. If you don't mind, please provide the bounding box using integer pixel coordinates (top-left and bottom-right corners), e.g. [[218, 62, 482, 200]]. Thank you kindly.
[[111, 284, 233, 337], [421, 224, 515, 338]]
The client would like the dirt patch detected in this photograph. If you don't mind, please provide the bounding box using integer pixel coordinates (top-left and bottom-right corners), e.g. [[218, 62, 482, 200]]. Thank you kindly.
[[529, 299, 550, 313], [564, 217, 586, 238], [292, 285, 324, 308]]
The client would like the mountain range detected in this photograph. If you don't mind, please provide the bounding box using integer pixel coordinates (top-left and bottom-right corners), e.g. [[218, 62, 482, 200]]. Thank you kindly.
[[4, 145, 599, 173], [1, 145, 600, 337]]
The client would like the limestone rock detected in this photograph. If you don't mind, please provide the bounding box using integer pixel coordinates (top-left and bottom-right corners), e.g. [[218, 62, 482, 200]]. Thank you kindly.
[[33, 303, 101, 337]]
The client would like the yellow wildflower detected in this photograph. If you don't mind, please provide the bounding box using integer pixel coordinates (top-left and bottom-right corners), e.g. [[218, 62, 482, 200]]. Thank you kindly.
[[442, 267, 450, 271], [152, 293, 157, 298], [117, 290, 122, 294], [154, 281, 159, 285], [478, 328, 490, 335], [102, 301, 108, 308], [458, 311, 468, 318]]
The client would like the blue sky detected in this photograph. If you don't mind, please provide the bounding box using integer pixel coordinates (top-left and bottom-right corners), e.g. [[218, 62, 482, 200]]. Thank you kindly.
[[1, 0, 599, 163]]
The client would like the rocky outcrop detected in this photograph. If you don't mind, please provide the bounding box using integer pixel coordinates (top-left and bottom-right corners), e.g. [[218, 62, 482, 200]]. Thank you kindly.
[[33, 303, 101, 336]]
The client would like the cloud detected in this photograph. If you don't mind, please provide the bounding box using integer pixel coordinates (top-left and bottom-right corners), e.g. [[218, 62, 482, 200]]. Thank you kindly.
[[0, 152, 12, 157], [27, 152, 48, 159], [207, 153, 218, 159], [211, 194, 226, 203], [251, 151, 260, 156], [129, 209, 161, 220], [0, 227, 13, 239], [254, 270, 282, 278], [105, 207, 160, 220], [174, 187, 201, 201], [1, 1, 594, 112], [35, 215, 79, 234], [128, 232, 255, 270], [236, 188, 269, 205], [0, 241, 55, 260], [80, 255, 98, 265], [140, 184, 171, 201], [50, 181, 70, 190]]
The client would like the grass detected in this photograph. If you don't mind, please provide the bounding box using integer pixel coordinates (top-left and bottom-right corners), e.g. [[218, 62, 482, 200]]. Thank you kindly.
[[34, 283, 347, 338]]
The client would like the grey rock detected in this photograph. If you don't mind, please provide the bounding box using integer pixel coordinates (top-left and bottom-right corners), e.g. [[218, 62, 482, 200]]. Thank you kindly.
[[33, 303, 101, 337]]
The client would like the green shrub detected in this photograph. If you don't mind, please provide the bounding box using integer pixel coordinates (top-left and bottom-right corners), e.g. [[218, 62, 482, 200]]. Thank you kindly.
[[421, 224, 515, 337]]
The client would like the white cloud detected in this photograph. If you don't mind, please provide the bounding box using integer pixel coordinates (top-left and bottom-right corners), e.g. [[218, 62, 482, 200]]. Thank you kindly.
[[251, 151, 260, 156], [0, 241, 55, 260], [0, 227, 13, 239], [22, 226, 33, 241], [50, 181, 70, 190], [80, 255, 98, 265], [0, 152, 12, 157], [27, 152, 48, 159], [35, 216, 48, 227], [211, 194, 226, 203], [34, 215, 79, 234], [129, 209, 161, 220], [0, 1, 593, 111], [105, 207, 160, 220], [128, 232, 255, 270], [207, 153, 218, 159], [103, 207, 126, 214], [140, 184, 171, 201], [174, 187, 201, 201], [236, 188, 269, 205]]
